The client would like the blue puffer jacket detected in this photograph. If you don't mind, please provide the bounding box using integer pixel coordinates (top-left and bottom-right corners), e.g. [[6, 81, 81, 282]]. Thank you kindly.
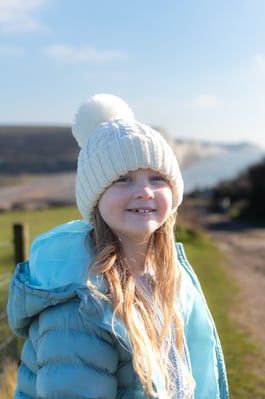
[[7, 220, 229, 399]]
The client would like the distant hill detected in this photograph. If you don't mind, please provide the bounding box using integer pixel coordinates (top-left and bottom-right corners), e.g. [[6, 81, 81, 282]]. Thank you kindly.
[[0, 125, 78, 174]]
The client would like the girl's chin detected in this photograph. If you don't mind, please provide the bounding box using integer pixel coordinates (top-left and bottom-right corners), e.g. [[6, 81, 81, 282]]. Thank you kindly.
[[115, 227, 159, 243]]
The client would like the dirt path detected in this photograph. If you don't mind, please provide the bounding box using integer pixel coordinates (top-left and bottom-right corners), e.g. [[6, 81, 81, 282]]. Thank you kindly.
[[181, 199, 265, 373], [206, 214, 265, 346]]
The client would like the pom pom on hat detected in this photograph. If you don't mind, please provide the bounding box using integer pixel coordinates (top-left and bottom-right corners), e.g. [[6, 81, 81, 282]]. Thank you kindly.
[[72, 93, 135, 147]]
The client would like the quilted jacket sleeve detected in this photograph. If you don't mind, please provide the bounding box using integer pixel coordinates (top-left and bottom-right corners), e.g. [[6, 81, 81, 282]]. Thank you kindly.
[[7, 262, 119, 399], [35, 299, 119, 399]]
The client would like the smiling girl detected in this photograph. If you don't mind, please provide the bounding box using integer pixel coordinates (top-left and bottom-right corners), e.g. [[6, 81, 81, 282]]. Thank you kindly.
[[7, 94, 229, 399]]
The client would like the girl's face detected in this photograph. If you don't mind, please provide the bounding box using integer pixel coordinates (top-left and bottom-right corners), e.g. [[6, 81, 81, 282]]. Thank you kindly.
[[98, 169, 173, 244]]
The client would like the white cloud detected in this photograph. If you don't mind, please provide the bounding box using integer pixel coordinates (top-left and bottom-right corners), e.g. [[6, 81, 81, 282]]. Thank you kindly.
[[0, 0, 48, 34], [44, 44, 128, 63], [191, 95, 218, 109], [254, 54, 265, 70]]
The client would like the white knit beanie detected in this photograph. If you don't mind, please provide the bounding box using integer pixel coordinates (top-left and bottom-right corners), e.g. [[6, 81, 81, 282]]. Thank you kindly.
[[72, 94, 184, 222]]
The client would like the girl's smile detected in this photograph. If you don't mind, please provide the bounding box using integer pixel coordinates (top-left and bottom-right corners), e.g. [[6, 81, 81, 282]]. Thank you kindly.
[[126, 208, 155, 213]]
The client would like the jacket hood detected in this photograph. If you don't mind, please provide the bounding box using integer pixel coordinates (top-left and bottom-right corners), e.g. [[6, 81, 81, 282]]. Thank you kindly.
[[7, 261, 84, 336]]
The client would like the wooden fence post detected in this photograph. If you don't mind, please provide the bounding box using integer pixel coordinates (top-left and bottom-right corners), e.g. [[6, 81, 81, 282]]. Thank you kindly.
[[13, 223, 29, 264]]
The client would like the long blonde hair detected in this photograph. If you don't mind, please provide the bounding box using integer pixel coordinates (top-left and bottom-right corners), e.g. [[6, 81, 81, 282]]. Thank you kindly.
[[88, 208, 194, 398]]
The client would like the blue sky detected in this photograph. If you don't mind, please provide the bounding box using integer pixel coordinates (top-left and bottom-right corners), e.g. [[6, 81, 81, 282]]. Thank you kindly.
[[1, 0, 265, 147]]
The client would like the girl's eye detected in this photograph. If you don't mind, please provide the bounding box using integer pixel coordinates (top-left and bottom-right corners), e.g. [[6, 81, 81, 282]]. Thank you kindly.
[[116, 176, 131, 183], [151, 175, 165, 182]]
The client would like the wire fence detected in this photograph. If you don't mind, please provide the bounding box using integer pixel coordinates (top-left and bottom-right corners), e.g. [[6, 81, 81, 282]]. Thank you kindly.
[[0, 239, 12, 324], [0, 240, 10, 248], [0, 269, 17, 364], [0, 272, 12, 289], [0, 232, 24, 368]]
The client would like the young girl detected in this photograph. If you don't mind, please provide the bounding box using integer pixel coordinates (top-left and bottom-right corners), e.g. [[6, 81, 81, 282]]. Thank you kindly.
[[7, 94, 229, 399]]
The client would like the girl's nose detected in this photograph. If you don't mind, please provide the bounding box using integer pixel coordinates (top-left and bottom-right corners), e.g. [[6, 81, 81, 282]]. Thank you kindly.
[[134, 184, 155, 199]]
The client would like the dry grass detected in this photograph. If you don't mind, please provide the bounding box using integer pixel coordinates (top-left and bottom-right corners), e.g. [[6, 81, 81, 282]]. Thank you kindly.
[[0, 359, 16, 398]]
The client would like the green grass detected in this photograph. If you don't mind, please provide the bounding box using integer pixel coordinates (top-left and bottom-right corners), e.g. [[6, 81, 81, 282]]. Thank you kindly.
[[177, 227, 265, 399], [0, 206, 80, 351], [1, 207, 265, 397], [0, 205, 80, 273]]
